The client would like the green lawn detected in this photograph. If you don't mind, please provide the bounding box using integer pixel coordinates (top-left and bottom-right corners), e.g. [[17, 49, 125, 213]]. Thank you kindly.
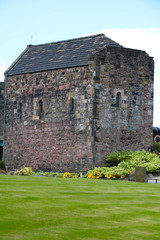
[[0, 176, 160, 240]]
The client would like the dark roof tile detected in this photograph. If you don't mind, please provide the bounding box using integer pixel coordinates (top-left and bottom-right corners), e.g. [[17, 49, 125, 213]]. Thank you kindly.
[[7, 34, 122, 76]]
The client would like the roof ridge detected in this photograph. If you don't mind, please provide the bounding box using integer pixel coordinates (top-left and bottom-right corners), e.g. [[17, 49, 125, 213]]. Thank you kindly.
[[29, 34, 106, 48]]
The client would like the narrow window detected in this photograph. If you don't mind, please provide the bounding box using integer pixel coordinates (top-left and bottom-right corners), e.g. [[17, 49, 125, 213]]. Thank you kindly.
[[116, 92, 121, 108], [71, 98, 74, 112], [19, 101, 22, 117], [39, 100, 43, 115]]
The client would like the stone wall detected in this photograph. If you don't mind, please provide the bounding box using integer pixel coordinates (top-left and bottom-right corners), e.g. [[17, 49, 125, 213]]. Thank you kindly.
[[0, 82, 4, 140], [5, 46, 154, 172], [5, 66, 95, 172], [89, 46, 154, 166], [0, 82, 4, 160]]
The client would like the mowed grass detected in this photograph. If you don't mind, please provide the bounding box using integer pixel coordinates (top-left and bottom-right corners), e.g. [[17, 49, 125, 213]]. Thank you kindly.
[[0, 176, 160, 240]]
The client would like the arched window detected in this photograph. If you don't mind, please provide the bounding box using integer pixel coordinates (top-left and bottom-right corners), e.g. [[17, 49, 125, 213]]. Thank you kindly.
[[116, 92, 121, 108], [39, 100, 43, 115]]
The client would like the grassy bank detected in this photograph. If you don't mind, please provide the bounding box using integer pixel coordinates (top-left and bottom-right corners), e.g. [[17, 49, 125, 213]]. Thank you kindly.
[[0, 176, 160, 240]]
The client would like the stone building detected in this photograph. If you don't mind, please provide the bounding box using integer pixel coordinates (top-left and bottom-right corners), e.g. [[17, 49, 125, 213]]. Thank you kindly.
[[4, 34, 154, 172], [0, 82, 4, 159]]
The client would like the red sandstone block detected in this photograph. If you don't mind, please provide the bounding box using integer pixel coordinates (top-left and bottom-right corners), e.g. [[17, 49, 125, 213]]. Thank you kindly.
[[65, 83, 70, 89]]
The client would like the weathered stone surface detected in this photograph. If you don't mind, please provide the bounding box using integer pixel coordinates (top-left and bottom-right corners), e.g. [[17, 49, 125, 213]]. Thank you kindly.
[[0, 82, 4, 140], [4, 45, 154, 172], [0, 82, 4, 159], [5, 66, 94, 172], [135, 166, 147, 182], [89, 47, 153, 167]]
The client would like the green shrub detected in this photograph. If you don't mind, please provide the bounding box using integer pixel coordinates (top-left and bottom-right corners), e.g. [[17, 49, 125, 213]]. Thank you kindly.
[[118, 150, 160, 172], [14, 169, 80, 178], [14, 167, 33, 176], [105, 150, 132, 167], [0, 160, 5, 170], [88, 150, 160, 179]]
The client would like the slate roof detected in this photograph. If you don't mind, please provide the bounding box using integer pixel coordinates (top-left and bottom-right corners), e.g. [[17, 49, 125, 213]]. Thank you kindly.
[[7, 34, 122, 76]]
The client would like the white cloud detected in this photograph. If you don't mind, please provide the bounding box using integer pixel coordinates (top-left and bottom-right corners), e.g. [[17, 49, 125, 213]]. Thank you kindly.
[[97, 28, 160, 127]]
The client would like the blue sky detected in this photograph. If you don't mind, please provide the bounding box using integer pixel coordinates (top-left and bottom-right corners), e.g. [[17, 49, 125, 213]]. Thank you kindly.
[[0, 0, 160, 125]]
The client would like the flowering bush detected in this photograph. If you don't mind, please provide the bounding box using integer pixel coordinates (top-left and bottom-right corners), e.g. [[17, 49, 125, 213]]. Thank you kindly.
[[87, 171, 102, 179], [87, 150, 160, 180], [72, 175, 78, 178], [87, 166, 130, 179], [63, 172, 71, 178], [63, 172, 79, 178]]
